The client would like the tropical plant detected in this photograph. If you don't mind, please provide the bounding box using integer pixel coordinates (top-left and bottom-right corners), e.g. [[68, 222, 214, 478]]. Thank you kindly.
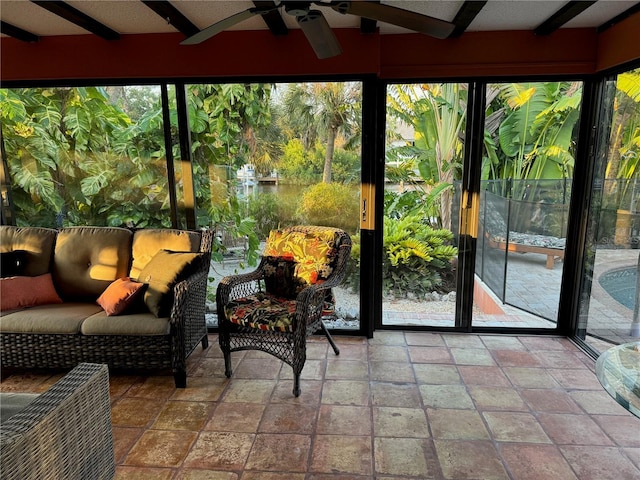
[[281, 82, 361, 183], [297, 182, 360, 233], [387, 83, 467, 231], [382, 215, 458, 297]]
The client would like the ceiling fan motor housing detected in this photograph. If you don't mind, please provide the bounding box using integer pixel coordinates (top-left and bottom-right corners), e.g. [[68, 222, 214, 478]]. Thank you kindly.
[[284, 2, 311, 18]]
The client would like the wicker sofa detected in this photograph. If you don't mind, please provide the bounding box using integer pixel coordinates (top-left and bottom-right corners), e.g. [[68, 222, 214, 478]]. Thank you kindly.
[[0, 363, 114, 480], [0, 225, 213, 387]]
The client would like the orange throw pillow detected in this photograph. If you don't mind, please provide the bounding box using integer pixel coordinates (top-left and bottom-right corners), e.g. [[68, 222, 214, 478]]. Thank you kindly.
[[0, 274, 63, 311], [97, 277, 145, 316]]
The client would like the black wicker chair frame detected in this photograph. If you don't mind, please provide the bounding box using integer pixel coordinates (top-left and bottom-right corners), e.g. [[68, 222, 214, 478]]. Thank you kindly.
[[0, 230, 213, 388], [216, 226, 352, 396]]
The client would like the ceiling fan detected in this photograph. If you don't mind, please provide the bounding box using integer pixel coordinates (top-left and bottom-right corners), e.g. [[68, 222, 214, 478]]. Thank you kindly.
[[180, 1, 455, 59]]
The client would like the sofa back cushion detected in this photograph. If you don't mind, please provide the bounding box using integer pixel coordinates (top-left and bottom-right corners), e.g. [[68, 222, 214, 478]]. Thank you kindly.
[[53, 227, 133, 301], [129, 229, 201, 279], [0, 226, 57, 276]]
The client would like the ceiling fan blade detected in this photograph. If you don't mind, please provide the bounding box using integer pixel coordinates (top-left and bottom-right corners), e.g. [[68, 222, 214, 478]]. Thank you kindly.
[[329, 1, 455, 39], [297, 10, 342, 59], [181, 7, 269, 45]]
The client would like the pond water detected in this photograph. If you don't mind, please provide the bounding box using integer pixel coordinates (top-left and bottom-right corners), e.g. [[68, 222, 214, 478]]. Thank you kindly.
[[599, 267, 637, 310]]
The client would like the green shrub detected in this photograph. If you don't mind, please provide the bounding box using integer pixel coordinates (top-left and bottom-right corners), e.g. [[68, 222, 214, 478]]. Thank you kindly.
[[247, 192, 299, 238], [383, 215, 457, 297], [297, 183, 359, 233]]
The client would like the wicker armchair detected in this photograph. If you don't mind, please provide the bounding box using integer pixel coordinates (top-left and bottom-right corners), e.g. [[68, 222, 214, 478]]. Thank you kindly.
[[216, 226, 352, 396], [0, 363, 114, 480]]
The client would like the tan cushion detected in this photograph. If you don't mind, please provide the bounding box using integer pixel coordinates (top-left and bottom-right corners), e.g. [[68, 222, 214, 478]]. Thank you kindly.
[[53, 227, 132, 301], [0, 226, 57, 276], [81, 310, 170, 335], [96, 277, 146, 316], [130, 229, 201, 279], [0, 274, 63, 311], [0, 303, 102, 334], [137, 250, 206, 317]]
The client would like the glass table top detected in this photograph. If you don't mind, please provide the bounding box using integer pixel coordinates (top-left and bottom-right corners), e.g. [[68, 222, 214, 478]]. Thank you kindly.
[[595, 341, 640, 418]]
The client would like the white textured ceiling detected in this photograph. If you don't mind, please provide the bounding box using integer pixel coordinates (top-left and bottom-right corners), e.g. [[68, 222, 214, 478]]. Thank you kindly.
[[0, 0, 637, 38]]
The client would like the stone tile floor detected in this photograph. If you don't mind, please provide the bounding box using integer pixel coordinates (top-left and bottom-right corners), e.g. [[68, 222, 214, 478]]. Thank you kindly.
[[1, 332, 639, 479]]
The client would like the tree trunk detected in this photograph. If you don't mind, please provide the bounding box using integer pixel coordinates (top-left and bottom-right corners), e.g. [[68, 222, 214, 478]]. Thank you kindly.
[[323, 127, 337, 183]]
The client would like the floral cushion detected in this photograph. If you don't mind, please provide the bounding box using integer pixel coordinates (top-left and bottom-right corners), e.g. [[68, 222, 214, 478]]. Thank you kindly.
[[225, 292, 297, 332], [263, 228, 338, 286]]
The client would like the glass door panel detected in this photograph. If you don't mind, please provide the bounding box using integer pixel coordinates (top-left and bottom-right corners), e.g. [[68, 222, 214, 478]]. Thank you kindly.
[[579, 69, 640, 352], [382, 83, 467, 328], [474, 81, 582, 329], [185, 82, 362, 331]]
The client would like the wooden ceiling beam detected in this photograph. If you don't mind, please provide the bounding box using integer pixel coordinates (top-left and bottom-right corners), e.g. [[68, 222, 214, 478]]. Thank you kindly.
[[0, 21, 40, 42], [141, 0, 199, 37], [30, 0, 120, 40], [449, 1, 488, 38], [535, 0, 598, 36]]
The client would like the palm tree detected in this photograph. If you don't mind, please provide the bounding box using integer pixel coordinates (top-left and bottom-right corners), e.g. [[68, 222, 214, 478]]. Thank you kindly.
[[282, 82, 361, 183]]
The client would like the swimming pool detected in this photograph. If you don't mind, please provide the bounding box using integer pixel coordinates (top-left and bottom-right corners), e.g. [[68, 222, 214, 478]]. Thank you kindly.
[[599, 267, 637, 310]]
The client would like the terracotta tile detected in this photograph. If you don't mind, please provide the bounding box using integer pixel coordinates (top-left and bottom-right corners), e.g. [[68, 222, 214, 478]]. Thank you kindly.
[[310, 435, 373, 475], [481, 336, 526, 350], [305, 341, 329, 359], [442, 334, 485, 348], [499, 444, 578, 480], [332, 343, 368, 360], [152, 401, 214, 431], [483, 412, 551, 443], [369, 331, 407, 345], [413, 364, 461, 385], [404, 332, 445, 346], [450, 348, 496, 366], [233, 357, 282, 379], [374, 437, 437, 477], [569, 390, 631, 415], [241, 473, 304, 480], [419, 384, 474, 409], [307, 475, 371, 480], [245, 433, 311, 472], [175, 470, 238, 480], [125, 430, 197, 467], [373, 406, 429, 438], [491, 350, 542, 367], [183, 432, 255, 470], [222, 379, 275, 403], [518, 336, 568, 351], [547, 368, 604, 390], [468, 386, 528, 411], [560, 445, 640, 480], [532, 350, 590, 368], [427, 408, 489, 440], [112, 427, 143, 464], [593, 414, 640, 446], [125, 375, 176, 400], [109, 375, 145, 398], [325, 359, 369, 380], [170, 377, 228, 402], [457, 366, 511, 387], [624, 447, 640, 469], [111, 397, 165, 428], [206, 402, 265, 432], [502, 367, 560, 388], [520, 388, 583, 413], [115, 466, 173, 479], [434, 440, 508, 479], [270, 379, 323, 404], [408, 346, 454, 364], [321, 380, 370, 405], [258, 403, 318, 434], [369, 360, 415, 382], [279, 359, 325, 381], [317, 405, 372, 435], [368, 345, 409, 362], [191, 357, 233, 378], [371, 382, 421, 407], [537, 413, 614, 445]]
